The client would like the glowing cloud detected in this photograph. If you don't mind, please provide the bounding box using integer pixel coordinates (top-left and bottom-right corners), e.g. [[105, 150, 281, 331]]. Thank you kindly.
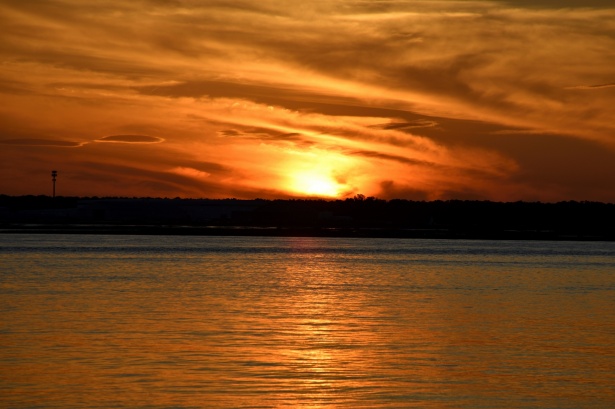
[[1, 0, 614, 201], [96, 135, 164, 144]]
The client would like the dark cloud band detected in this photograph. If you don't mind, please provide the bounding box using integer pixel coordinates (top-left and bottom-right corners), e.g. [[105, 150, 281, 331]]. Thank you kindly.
[[0, 138, 84, 147]]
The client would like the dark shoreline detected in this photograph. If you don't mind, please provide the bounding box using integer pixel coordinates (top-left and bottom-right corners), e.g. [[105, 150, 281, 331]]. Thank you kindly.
[[2, 224, 613, 241], [3, 196, 615, 241]]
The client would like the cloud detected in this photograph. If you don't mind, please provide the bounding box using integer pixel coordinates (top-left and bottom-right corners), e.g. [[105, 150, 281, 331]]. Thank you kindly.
[[348, 149, 439, 168], [502, 0, 615, 8], [217, 126, 308, 146], [566, 83, 615, 90], [96, 135, 164, 143], [0, 138, 85, 147], [171, 167, 211, 179], [73, 160, 287, 199], [1, 0, 615, 201], [371, 120, 439, 131]]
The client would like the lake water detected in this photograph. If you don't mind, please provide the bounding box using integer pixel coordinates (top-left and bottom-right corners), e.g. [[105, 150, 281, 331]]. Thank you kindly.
[[1, 234, 614, 408]]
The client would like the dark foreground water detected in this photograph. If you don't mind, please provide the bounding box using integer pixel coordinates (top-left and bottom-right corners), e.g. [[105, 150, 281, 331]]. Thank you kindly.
[[1, 234, 614, 408]]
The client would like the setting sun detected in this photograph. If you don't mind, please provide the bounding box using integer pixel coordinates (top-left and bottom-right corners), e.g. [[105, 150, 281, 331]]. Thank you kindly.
[[283, 148, 357, 198], [290, 170, 341, 197]]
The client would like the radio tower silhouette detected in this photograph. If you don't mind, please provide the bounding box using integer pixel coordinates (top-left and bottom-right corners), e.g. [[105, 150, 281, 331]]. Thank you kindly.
[[51, 170, 57, 198]]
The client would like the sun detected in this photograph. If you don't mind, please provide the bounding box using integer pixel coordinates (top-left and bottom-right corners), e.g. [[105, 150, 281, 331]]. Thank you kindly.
[[290, 170, 342, 197], [282, 148, 357, 198]]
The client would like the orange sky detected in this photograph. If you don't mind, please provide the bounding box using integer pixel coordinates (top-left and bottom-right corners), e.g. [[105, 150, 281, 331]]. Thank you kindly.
[[1, 0, 615, 201]]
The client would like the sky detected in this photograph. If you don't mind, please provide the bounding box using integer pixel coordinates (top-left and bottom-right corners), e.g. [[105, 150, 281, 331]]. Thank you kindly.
[[1, 0, 614, 201]]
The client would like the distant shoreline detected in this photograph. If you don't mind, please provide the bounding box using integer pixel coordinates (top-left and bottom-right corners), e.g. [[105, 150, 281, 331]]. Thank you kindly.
[[2, 224, 612, 241], [2, 196, 615, 241]]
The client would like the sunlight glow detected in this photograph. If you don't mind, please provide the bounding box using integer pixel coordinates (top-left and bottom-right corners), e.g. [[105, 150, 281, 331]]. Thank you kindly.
[[291, 170, 341, 197], [282, 148, 358, 198]]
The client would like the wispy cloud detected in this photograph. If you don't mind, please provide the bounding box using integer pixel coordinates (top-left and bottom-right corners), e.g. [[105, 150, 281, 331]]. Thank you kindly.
[[566, 83, 615, 90], [96, 135, 164, 144], [0, 138, 85, 147], [1, 0, 614, 200]]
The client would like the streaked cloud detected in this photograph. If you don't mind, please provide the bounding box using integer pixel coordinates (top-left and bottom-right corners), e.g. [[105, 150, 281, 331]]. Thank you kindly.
[[566, 83, 615, 90], [0, 138, 85, 147], [96, 135, 164, 144], [0, 0, 614, 201]]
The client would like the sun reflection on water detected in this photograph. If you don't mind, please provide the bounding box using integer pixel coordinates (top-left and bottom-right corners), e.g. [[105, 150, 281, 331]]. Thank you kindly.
[[2, 235, 614, 408]]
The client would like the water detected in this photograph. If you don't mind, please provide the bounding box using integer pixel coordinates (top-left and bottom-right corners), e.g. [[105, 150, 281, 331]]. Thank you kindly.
[[1, 234, 614, 408]]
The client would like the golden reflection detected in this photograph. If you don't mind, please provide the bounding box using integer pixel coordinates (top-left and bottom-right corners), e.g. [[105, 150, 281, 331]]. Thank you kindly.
[[271, 239, 444, 408], [4, 236, 615, 408]]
